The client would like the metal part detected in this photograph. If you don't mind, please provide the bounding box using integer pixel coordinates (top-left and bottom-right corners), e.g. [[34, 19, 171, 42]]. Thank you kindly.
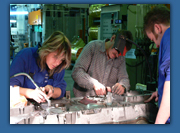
[[66, 91, 71, 99], [112, 90, 153, 103], [10, 90, 158, 124], [105, 92, 113, 105]]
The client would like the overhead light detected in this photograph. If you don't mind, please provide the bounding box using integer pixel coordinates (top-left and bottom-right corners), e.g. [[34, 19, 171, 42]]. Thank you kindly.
[[10, 20, 17, 23], [10, 11, 28, 15]]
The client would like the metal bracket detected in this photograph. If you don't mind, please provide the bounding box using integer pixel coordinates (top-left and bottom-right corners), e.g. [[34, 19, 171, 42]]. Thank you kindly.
[[66, 91, 71, 99]]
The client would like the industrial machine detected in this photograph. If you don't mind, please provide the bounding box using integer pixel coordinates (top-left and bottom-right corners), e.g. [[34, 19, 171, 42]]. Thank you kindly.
[[10, 4, 163, 124], [10, 89, 157, 124], [71, 36, 85, 62], [100, 4, 128, 40]]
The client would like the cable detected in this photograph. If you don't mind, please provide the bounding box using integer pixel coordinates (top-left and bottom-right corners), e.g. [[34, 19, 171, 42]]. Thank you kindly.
[[10, 72, 39, 89], [126, 38, 153, 82], [10, 72, 51, 106], [126, 59, 145, 67]]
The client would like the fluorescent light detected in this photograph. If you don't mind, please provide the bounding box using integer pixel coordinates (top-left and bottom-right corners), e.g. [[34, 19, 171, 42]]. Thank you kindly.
[[10, 11, 28, 15], [10, 20, 17, 23]]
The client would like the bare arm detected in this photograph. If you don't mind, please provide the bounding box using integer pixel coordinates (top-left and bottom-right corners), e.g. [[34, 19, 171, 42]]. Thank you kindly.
[[155, 81, 170, 124], [17, 85, 62, 103], [44, 85, 61, 99], [16, 85, 47, 103]]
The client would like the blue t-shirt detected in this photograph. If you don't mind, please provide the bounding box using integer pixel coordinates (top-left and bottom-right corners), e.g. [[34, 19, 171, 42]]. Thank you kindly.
[[10, 45, 67, 99], [158, 27, 170, 123]]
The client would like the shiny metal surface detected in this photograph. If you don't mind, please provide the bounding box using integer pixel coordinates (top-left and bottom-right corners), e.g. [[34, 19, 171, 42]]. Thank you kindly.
[[47, 107, 64, 114], [10, 90, 157, 124], [113, 90, 152, 103]]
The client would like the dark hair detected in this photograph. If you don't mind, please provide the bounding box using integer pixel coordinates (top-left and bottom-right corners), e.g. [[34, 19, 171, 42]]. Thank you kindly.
[[115, 30, 133, 51], [105, 38, 110, 42], [144, 6, 170, 33]]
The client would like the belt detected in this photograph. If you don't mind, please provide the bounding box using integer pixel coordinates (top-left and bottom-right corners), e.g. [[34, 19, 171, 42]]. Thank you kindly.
[[74, 82, 91, 92]]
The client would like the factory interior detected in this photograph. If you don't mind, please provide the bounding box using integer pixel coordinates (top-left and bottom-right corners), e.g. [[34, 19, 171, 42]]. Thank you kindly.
[[10, 4, 170, 124]]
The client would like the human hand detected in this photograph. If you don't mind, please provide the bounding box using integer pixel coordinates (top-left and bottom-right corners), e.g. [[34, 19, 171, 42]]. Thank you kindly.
[[44, 85, 54, 99], [112, 83, 125, 95], [93, 82, 106, 96], [106, 86, 112, 92], [144, 91, 158, 103], [28, 88, 47, 103]]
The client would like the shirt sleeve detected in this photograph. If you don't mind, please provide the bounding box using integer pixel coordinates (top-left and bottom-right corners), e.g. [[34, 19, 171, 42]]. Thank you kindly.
[[160, 40, 170, 81], [71, 42, 99, 90], [10, 48, 31, 87], [117, 57, 130, 91], [52, 69, 67, 99]]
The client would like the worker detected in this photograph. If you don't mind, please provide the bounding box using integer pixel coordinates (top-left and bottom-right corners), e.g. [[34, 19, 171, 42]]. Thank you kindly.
[[72, 30, 133, 97], [10, 31, 71, 103], [143, 6, 170, 124]]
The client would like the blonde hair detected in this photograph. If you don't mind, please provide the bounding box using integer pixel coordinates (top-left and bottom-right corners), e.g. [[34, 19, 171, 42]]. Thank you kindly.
[[38, 31, 71, 77]]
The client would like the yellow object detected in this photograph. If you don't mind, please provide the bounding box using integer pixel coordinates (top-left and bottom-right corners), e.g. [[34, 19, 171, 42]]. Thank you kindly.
[[24, 43, 28, 48], [28, 9, 42, 25], [89, 27, 99, 40], [71, 37, 85, 61], [10, 95, 27, 108], [89, 4, 106, 18], [10, 86, 27, 108], [71, 47, 83, 61]]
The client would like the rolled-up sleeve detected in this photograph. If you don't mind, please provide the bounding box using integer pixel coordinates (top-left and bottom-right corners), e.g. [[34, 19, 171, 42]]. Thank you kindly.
[[72, 42, 99, 90]]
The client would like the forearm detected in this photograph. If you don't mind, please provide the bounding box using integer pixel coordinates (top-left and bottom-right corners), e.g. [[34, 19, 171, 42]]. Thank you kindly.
[[51, 87, 61, 99], [119, 78, 130, 91], [14, 85, 33, 99], [72, 68, 98, 90], [155, 81, 170, 124], [15, 85, 62, 99]]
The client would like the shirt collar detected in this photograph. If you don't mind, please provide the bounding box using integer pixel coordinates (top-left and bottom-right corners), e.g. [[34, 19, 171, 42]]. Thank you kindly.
[[99, 41, 106, 53], [99, 41, 117, 61]]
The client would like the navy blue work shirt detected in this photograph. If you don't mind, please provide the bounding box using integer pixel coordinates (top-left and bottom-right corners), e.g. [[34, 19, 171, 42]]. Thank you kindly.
[[158, 27, 170, 123], [10, 45, 67, 99]]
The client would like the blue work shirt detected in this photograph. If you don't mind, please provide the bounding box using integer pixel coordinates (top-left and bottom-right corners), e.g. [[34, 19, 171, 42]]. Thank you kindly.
[[10, 45, 67, 99], [158, 27, 170, 123]]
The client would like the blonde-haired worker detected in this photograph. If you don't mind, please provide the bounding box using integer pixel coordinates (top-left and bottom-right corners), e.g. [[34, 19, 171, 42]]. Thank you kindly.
[[10, 31, 71, 103]]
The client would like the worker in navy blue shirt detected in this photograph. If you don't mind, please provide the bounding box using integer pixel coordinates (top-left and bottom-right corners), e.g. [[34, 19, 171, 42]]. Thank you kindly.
[[144, 6, 170, 124], [10, 31, 71, 103]]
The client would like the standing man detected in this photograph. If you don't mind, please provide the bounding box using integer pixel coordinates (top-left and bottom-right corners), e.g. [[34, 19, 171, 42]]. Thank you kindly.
[[144, 6, 170, 124], [71, 30, 133, 97]]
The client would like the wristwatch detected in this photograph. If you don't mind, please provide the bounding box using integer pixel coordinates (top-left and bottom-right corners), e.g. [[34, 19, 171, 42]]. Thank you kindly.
[[52, 87, 54, 93], [122, 85, 126, 93]]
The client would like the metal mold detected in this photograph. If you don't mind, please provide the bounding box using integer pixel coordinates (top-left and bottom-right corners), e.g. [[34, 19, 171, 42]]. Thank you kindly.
[[86, 103, 105, 110], [113, 90, 152, 103], [10, 90, 158, 124], [101, 117, 149, 124], [87, 96, 105, 102], [46, 107, 64, 115], [69, 105, 85, 111], [53, 103, 66, 111]]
